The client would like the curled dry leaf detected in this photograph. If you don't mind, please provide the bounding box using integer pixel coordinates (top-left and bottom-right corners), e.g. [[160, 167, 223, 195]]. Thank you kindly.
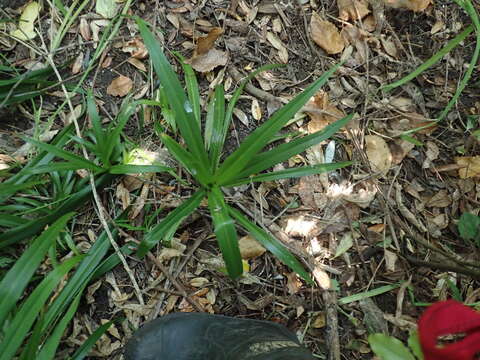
[[337, 0, 371, 21], [383, 0, 432, 12], [238, 235, 266, 260], [365, 135, 392, 174], [251, 98, 262, 121], [127, 57, 147, 72], [305, 91, 345, 133], [71, 52, 84, 75], [10, 1, 40, 41], [310, 12, 345, 55], [187, 27, 228, 72], [455, 156, 480, 179], [79, 17, 91, 41], [266, 32, 289, 63], [107, 75, 133, 97], [122, 38, 148, 59]]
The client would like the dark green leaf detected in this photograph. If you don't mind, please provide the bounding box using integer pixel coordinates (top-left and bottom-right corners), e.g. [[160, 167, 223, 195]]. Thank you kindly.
[[368, 334, 416, 360], [228, 205, 312, 284], [109, 164, 173, 174], [458, 213, 480, 242], [208, 187, 242, 279], [207, 85, 226, 170]]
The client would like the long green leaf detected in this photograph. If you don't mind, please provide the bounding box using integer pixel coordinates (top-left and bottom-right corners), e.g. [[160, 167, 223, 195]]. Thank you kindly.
[[23, 162, 97, 174], [136, 17, 210, 173], [368, 334, 416, 360], [36, 294, 81, 360], [0, 180, 46, 196], [137, 189, 205, 257], [217, 62, 342, 184], [160, 134, 210, 185], [235, 114, 353, 179], [104, 99, 136, 164], [224, 162, 352, 187], [0, 256, 82, 360], [228, 205, 313, 283], [0, 212, 74, 325], [176, 52, 201, 126], [22, 137, 104, 172], [208, 85, 226, 170], [109, 164, 173, 174], [208, 187, 242, 279], [68, 321, 114, 360], [87, 91, 108, 165]]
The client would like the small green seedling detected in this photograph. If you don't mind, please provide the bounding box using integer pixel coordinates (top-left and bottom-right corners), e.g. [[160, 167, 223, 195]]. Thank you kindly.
[[136, 17, 352, 282], [458, 212, 480, 247], [368, 332, 424, 360]]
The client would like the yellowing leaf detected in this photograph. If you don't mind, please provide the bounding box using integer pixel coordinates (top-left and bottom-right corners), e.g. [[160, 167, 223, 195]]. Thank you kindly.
[[107, 75, 133, 97], [365, 135, 392, 174], [238, 235, 266, 260], [10, 1, 40, 41], [455, 156, 480, 179], [310, 12, 345, 55]]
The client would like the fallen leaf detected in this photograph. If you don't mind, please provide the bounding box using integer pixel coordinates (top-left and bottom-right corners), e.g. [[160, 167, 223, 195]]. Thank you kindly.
[[337, 0, 370, 21], [305, 91, 345, 133], [79, 17, 91, 41], [286, 273, 302, 294], [425, 190, 451, 208], [96, 0, 118, 18], [239, 235, 266, 259], [380, 36, 398, 58], [455, 156, 480, 179], [127, 57, 146, 72], [334, 232, 353, 258], [71, 52, 83, 74], [266, 32, 289, 63], [187, 48, 228, 73], [431, 20, 445, 34], [251, 99, 262, 120], [10, 1, 40, 41], [107, 75, 133, 97], [310, 13, 345, 54], [122, 38, 148, 59], [312, 312, 326, 328], [383, 0, 432, 12], [195, 27, 223, 56], [365, 135, 392, 174]]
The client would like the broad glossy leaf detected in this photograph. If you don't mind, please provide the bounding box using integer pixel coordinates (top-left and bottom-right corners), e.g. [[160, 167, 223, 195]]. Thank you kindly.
[[217, 62, 342, 185], [208, 187, 242, 279], [0, 212, 74, 326], [236, 114, 353, 179], [136, 17, 210, 172], [0, 256, 82, 360], [368, 334, 416, 360], [137, 189, 205, 257], [228, 205, 312, 283], [224, 162, 352, 187]]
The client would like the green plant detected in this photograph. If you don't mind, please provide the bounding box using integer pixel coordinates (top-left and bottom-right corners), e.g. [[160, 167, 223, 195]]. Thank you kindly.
[[458, 212, 480, 247], [135, 17, 352, 281], [368, 332, 424, 360]]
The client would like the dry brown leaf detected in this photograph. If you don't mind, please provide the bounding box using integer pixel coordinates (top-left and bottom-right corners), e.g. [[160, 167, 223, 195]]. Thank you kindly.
[[239, 235, 266, 259], [107, 75, 133, 97], [195, 27, 224, 56], [365, 135, 392, 174], [383, 0, 432, 12], [286, 273, 302, 294], [312, 313, 326, 328], [71, 52, 83, 75], [338, 0, 370, 21], [380, 36, 398, 58], [79, 18, 91, 41], [310, 13, 345, 55], [127, 57, 146, 72], [426, 190, 451, 208], [122, 38, 148, 59], [431, 20, 445, 34], [187, 48, 228, 73], [306, 91, 345, 133], [266, 32, 289, 63], [251, 99, 262, 120], [455, 156, 480, 179]]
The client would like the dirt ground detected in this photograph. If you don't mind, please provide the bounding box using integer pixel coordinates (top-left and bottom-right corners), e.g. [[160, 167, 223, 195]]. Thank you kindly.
[[1, 0, 480, 359]]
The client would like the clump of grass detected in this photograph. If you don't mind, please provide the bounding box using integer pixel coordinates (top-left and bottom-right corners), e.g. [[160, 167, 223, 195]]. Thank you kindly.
[[135, 17, 352, 281]]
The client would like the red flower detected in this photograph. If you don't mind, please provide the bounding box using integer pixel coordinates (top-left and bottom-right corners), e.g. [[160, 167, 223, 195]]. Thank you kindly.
[[418, 300, 480, 360]]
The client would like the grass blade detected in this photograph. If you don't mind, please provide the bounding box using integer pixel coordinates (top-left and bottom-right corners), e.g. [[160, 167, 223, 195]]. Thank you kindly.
[[0, 256, 82, 360], [224, 162, 352, 187], [36, 294, 81, 360], [176, 52, 201, 126], [217, 62, 342, 185], [228, 205, 313, 283], [234, 114, 353, 180], [68, 321, 114, 360], [207, 85, 226, 170], [87, 91, 108, 165], [23, 162, 97, 174], [22, 137, 104, 172], [208, 187, 242, 279], [109, 164, 173, 174], [0, 180, 45, 196], [137, 189, 205, 257], [104, 99, 136, 164], [381, 25, 473, 92], [0, 212, 74, 325], [136, 17, 210, 172]]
